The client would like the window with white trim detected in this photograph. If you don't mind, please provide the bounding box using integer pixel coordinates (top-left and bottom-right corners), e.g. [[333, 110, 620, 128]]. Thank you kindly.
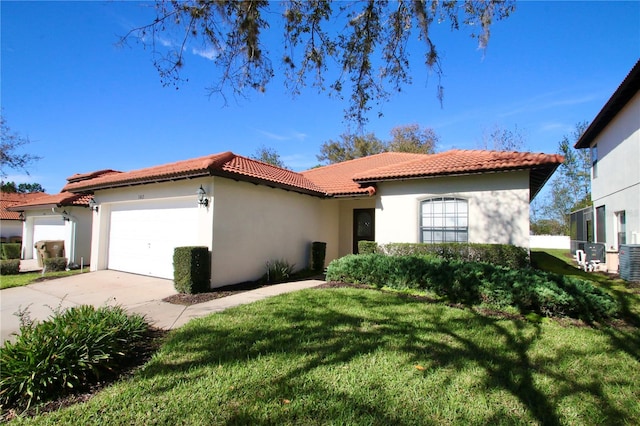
[[420, 197, 468, 243]]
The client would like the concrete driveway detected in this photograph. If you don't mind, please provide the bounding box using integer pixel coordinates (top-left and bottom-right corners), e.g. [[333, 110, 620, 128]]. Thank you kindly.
[[1, 270, 324, 343]]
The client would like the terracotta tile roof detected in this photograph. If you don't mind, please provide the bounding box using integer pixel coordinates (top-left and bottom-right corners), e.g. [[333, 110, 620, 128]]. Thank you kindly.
[[0, 192, 48, 219], [352, 150, 564, 181], [65, 169, 122, 185], [6, 192, 92, 211], [218, 155, 326, 194], [63, 152, 234, 192], [63, 152, 326, 196], [302, 150, 563, 200], [301, 152, 427, 196], [61, 150, 562, 200]]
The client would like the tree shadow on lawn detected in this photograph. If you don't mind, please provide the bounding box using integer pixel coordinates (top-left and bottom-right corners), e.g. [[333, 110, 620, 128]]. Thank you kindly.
[[138, 289, 633, 425]]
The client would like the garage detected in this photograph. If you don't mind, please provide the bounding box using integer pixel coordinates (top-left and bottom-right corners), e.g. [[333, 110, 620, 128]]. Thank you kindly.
[[107, 199, 201, 279], [33, 217, 66, 245]]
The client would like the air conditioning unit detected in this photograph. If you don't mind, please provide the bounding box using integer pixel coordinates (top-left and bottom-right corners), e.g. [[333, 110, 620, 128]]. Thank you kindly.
[[619, 245, 640, 282]]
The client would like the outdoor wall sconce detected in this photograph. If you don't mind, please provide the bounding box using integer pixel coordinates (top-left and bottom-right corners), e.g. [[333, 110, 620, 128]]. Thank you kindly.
[[88, 197, 99, 212], [62, 210, 70, 222], [197, 185, 209, 207], [18, 212, 25, 221]]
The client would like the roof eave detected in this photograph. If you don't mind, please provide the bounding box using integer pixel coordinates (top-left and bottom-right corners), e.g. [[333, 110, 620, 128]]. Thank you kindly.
[[67, 171, 212, 193], [7, 202, 88, 211], [69, 169, 327, 198], [575, 59, 640, 149], [210, 169, 327, 198], [529, 163, 561, 202], [354, 167, 534, 185]]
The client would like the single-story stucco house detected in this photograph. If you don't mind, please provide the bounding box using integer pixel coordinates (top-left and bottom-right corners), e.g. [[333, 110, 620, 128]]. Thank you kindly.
[[8, 191, 94, 265], [59, 149, 562, 287]]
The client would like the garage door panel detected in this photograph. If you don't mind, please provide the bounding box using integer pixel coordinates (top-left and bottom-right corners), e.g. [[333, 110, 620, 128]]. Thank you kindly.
[[107, 200, 201, 279], [33, 217, 66, 243]]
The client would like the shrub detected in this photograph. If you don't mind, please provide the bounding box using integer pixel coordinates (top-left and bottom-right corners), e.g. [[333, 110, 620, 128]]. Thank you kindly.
[[173, 246, 210, 294], [0, 259, 21, 275], [1, 243, 21, 260], [358, 241, 378, 254], [264, 259, 295, 283], [379, 242, 529, 269], [44, 257, 68, 272], [325, 254, 618, 321], [311, 241, 327, 272], [0, 305, 148, 410]]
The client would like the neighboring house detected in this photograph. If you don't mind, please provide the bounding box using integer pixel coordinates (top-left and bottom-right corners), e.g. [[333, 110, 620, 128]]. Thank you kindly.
[[0, 191, 47, 243], [6, 172, 118, 265], [62, 149, 562, 287], [573, 59, 639, 270]]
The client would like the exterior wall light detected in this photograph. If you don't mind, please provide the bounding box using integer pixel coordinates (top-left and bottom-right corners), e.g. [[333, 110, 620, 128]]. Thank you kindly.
[[197, 185, 209, 207], [62, 210, 70, 222], [19, 212, 25, 221], [88, 197, 99, 212]]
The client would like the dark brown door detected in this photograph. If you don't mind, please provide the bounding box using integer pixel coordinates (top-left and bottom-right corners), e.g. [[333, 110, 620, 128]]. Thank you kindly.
[[353, 209, 375, 253]]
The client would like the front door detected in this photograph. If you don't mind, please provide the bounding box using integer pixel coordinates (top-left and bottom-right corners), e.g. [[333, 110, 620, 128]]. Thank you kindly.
[[353, 209, 375, 253]]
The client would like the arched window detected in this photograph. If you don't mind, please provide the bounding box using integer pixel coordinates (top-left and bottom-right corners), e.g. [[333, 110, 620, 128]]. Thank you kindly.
[[420, 197, 468, 243]]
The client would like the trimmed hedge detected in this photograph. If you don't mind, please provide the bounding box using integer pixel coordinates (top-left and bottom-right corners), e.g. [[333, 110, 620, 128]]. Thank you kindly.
[[44, 257, 68, 272], [358, 241, 378, 254], [372, 242, 530, 270], [311, 241, 327, 272], [173, 246, 210, 294], [325, 254, 618, 322], [0, 259, 21, 275], [1, 243, 21, 260]]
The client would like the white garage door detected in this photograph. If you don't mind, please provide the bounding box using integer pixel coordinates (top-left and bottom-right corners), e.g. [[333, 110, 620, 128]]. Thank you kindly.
[[33, 217, 66, 244], [107, 199, 201, 279]]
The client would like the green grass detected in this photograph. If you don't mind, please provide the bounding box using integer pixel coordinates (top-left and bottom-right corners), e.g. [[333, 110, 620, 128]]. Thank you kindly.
[[11, 287, 639, 425], [0, 269, 85, 290], [531, 248, 640, 325]]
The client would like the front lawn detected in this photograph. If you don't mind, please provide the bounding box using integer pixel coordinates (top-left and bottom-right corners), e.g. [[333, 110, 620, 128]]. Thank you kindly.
[[11, 287, 640, 425], [0, 269, 85, 290]]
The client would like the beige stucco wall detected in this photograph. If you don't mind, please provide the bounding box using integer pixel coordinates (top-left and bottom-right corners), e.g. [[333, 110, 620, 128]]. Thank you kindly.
[[375, 171, 531, 248], [210, 178, 339, 287], [590, 91, 640, 248]]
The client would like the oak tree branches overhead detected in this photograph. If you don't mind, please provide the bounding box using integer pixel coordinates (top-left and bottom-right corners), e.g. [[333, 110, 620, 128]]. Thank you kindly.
[[122, 0, 515, 125]]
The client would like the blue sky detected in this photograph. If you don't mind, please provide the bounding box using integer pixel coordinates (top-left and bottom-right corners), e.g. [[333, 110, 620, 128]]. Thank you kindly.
[[1, 1, 639, 195]]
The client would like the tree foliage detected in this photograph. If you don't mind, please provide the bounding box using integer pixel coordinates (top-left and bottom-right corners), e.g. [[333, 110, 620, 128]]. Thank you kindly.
[[123, 1, 515, 125], [539, 122, 591, 234], [480, 123, 528, 151], [530, 218, 565, 236], [1, 115, 41, 177], [251, 145, 286, 168], [0, 181, 46, 193], [387, 124, 438, 154], [317, 132, 386, 164], [317, 123, 439, 164]]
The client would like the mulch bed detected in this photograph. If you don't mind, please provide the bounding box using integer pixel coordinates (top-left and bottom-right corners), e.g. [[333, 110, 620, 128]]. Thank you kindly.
[[162, 280, 269, 306], [162, 274, 326, 306]]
